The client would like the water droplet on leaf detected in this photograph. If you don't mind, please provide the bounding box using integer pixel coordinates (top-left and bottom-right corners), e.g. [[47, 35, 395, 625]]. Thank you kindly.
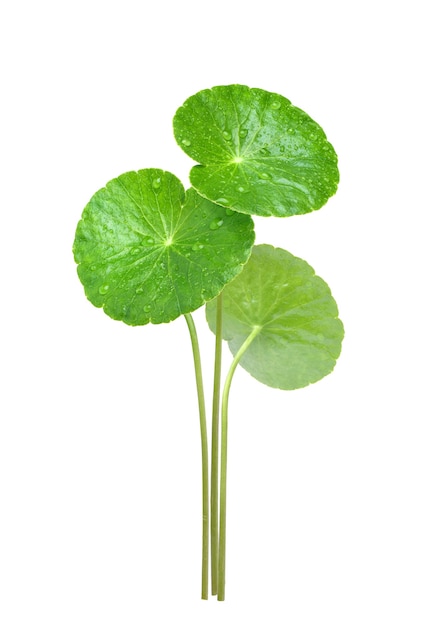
[[143, 304, 151, 313], [152, 177, 162, 190], [135, 286, 144, 294], [270, 100, 281, 110], [259, 172, 271, 180], [142, 236, 154, 245], [210, 218, 224, 230], [239, 128, 248, 138], [216, 198, 229, 205], [99, 284, 110, 295], [181, 138, 191, 146], [192, 242, 204, 251], [90, 265, 97, 271], [222, 130, 231, 141], [226, 208, 235, 216]]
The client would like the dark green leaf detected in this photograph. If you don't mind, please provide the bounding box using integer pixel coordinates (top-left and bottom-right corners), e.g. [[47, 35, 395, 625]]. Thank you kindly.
[[206, 244, 344, 389], [73, 169, 255, 325], [173, 84, 339, 217]]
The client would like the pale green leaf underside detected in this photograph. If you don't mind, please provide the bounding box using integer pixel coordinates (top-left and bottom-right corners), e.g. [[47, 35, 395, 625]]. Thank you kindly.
[[173, 85, 339, 217], [206, 245, 344, 389], [73, 169, 255, 325]]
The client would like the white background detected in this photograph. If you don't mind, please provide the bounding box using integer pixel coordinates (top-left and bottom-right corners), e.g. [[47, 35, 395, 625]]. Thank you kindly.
[[1, 1, 433, 624]]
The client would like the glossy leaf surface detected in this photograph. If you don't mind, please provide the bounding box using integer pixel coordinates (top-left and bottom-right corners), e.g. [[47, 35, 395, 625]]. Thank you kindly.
[[206, 244, 344, 389], [173, 85, 339, 217], [73, 169, 255, 325]]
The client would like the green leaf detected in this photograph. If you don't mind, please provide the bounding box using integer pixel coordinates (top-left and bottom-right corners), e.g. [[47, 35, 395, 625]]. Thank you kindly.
[[206, 244, 344, 390], [73, 169, 255, 326], [173, 84, 339, 218]]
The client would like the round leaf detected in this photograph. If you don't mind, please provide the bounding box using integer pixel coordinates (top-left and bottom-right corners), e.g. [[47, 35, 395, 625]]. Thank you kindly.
[[173, 84, 339, 217], [206, 244, 344, 389], [73, 169, 255, 326]]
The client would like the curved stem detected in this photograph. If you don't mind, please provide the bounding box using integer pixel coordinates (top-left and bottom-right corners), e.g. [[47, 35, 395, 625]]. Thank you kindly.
[[217, 325, 262, 601], [211, 293, 223, 595], [184, 313, 209, 600]]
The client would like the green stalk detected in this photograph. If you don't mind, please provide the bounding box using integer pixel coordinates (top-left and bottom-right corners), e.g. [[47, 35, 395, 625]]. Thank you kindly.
[[184, 313, 209, 600], [217, 325, 262, 601], [211, 293, 223, 595]]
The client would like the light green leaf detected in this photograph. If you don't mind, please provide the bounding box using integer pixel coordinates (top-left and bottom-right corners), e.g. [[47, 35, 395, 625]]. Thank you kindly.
[[173, 84, 339, 218], [206, 244, 344, 389], [73, 169, 255, 326]]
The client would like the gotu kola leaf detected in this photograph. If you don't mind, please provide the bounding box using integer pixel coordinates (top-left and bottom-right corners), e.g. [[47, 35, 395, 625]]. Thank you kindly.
[[73, 168, 255, 326], [173, 84, 339, 218], [206, 244, 344, 390]]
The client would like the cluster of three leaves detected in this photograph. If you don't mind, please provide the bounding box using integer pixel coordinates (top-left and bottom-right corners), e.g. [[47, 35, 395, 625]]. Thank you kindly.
[[73, 85, 344, 390]]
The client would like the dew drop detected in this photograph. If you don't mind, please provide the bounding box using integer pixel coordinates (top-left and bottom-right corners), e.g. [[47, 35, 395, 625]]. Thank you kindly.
[[142, 236, 154, 245], [210, 218, 224, 230], [130, 247, 141, 255], [99, 284, 110, 295], [237, 186, 246, 193], [279, 145, 285, 153], [222, 130, 231, 141], [143, 304, 151, 313], [259, 148, 270, 156], [259, 172, 271, 180], [152, 177, 162, 190], [216, 198, 229, 206], [226, 208, 235, 216], [270, 100, 281, 110], [160, 262, 166, 270], [192, 242, 204, 251], [181, 138, 191, 146], [239, 128, 248, 138], [135, 286, 144, 294], [90, 264, 97, 271]]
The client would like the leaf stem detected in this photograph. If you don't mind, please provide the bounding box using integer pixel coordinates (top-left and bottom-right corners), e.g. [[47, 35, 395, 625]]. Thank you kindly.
[[211, 293, 223, 596], [217, 325, 262, 601], [184, 313, 209, 600]]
